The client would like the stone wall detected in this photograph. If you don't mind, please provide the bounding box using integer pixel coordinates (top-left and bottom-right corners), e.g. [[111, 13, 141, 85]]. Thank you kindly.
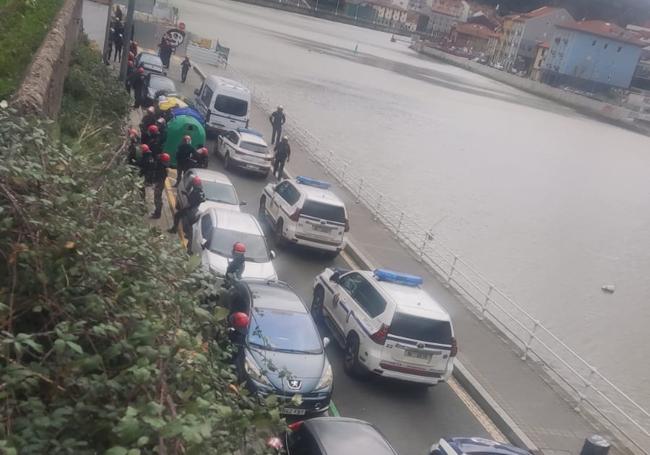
[[11, 0, 83, 118]]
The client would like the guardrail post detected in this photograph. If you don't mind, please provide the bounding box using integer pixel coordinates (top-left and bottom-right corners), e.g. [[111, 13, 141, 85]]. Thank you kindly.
[[394, 211, 404, 238], [521, 321, 539, 361], [373, 194, 383, 220], [480, 285, 493, 320], [340, 161, 348, 183], [327, 151, 334, 173], [445, 255, 458, 285], [418, 231, 433, 262], [574, 368, 597, 412], [356, 178, 364, 202]]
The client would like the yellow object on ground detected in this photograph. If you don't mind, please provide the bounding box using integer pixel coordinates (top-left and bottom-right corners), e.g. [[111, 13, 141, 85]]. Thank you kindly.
[[158, 96, 188, 111]]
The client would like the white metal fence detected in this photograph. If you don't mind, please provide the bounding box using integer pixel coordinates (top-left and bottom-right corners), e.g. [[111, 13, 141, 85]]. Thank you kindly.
[[204, 62, 650, 454]]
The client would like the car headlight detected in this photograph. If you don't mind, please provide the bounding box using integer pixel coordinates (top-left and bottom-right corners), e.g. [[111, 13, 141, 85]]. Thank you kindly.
[[245, 355, 271, 386], [315, 361, 332, 390]]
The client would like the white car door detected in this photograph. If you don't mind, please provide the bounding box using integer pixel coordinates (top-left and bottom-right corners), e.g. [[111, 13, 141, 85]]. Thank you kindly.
[[330, 272, 366, 337], [193, 212, 214, 257], [268, 181, 290, 222]]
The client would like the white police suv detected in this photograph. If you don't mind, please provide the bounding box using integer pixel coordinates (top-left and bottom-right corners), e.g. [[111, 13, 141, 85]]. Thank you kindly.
[[259, 176, 348, 256], [312, 268, 457, 385]]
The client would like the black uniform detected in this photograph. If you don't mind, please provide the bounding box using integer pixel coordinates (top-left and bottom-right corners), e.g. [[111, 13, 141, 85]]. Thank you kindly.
[[127, 136, 140, 168], [174, 143, 196, 186], [226, 253, 246, 281], [273, 139, 291, 180], [140, 112, 157, 135], [181, 58, 192, 83], [151, 156, 169, 218], [113, 32, 124, 62], [191, 149, 208, 169], [137, 153, 156, 199], [269, 109, 286, 145], [169, 184, 205, 233], [130, 72, 146, 108]]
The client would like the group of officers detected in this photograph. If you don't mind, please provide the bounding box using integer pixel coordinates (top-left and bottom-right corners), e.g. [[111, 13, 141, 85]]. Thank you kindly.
[[127, 106, 209, 222]]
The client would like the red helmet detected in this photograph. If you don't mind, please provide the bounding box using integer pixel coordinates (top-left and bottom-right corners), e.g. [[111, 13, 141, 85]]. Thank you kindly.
[[160, 153, 170, 163], [183, 135, 191, 143], [199, 147, 208, 155], [128, 128, 138, 137], [192, 176, 202, 186], [233, 242, 246, 253], [147, 124, 159, 134], [137, 67, 145, 74], [230, 312, 249, 330], [141, 144, 150, 153], [178, 21, 186, 31]]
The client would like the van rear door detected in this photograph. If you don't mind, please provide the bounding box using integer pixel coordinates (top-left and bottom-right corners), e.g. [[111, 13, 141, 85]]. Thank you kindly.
[[297, 200, 346, 246], [210, 94, 249, 130], [385, 313, 453, 373]]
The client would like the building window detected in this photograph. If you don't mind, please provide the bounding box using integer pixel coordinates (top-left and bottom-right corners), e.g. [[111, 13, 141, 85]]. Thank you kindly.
[[592, 40, 596, 46]]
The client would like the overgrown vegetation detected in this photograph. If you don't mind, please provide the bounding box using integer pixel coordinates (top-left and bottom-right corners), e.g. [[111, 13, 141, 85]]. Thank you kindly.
[[0, 0, 65, 100], [0, 40, 281, 454]]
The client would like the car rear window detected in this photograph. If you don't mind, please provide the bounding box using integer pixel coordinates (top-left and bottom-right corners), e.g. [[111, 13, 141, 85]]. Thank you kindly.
[[302, 200, 346, 223], [214, 95, 248, 117], [389, 312, 452, 345], [240, 142, 267, 154]]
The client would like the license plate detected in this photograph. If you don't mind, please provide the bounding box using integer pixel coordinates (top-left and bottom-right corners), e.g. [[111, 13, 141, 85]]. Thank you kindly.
[[313, 224, 332, 233], [282, 407, 307, 416], [405, 350, 432, 361]]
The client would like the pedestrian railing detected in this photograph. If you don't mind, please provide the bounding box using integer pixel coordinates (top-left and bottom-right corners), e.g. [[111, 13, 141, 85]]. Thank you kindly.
[[212, 63, 650, 454]]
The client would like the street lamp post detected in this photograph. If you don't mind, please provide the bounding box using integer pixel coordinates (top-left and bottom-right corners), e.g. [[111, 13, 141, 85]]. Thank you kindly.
[[335, 0, 340, 15], [355, 2, 359, 20], [315, 0, 318, 12]]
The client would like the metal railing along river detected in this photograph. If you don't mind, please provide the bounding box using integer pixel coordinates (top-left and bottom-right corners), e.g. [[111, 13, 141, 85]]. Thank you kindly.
[[199, 63, 650, 454]]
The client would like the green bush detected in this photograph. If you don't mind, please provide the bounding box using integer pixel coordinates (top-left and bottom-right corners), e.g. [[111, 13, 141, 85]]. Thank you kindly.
[[0, 0, 65, 100], [0, 41, 281, 455]]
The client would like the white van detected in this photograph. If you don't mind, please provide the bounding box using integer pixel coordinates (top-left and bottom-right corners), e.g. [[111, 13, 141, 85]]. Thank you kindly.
[[194, 76, 251, 134]]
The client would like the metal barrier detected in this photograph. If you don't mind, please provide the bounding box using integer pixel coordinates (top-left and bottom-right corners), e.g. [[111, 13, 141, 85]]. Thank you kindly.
[[199, 62, 650, 454]]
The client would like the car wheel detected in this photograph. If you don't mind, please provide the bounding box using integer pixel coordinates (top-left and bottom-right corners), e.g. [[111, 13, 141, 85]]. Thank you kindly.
[[274, 219, 287, 248], [344, 334, 368, 379], [258, 197, 266, 221], [311, 286, 325, 324]]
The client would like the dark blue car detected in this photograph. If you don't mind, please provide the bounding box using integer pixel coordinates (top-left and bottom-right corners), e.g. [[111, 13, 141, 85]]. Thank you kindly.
[[430, 437, 532, 455]]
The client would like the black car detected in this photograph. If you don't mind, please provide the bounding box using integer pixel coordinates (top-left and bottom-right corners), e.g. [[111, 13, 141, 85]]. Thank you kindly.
[[144, 74, 177, 107], [135, 52, 165, 75], [283, 417, 399, 455], [229, 280, 333, 416]]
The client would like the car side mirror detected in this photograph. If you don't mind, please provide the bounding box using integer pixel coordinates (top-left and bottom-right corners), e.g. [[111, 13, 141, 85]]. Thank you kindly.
[[240, 201, 247, 206], [323, 337, 330, 348], [270, 250, 277, 260], [329, 271, 341, 283], [194, 88, 200, 96]]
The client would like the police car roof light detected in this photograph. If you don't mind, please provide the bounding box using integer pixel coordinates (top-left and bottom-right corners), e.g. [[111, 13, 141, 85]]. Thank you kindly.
[[374, 269, 423, 287], [236, 127, 264, 138], [296, 176, 331, 189]]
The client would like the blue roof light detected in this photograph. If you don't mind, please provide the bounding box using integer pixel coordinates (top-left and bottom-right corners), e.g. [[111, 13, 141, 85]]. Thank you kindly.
[[296, 176, 331, 189], [374, 269, 423, 287], [236, 127, 264, 138]]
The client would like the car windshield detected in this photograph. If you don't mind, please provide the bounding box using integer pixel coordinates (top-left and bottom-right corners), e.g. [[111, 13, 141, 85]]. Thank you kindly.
[[149, 76, 176, 93], [201, 181, 238, 205], [389, 312, 453, 345], [207, 228, 269, 262], [248, 307, 322, 354], [140, 54, 162, 66], [240, 141, 267, 154], [214, 95, 248, 117], [302, 200, 346, 223]]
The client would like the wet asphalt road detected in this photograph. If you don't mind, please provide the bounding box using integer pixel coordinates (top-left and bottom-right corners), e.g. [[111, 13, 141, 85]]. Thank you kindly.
[[162, 67, 492, 455]]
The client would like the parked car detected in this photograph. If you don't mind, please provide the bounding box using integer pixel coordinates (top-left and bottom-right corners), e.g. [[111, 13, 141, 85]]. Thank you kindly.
[[430, 437, 532, 455], [259, 176, 348, 256], [312, 268, 457, 385], [190, 208, 277, 281], [216, 128, 273, 176], [279, 417, 399, 455], [135, 52, 165, 75], [176, 168, 243, 213], [144, 74, 177, 107], [229, 280, 333, 416], [194, 75, 251, 134]]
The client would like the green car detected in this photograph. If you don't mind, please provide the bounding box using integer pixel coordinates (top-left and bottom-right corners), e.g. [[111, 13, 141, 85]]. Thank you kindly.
[[162, 114, 206, 168]]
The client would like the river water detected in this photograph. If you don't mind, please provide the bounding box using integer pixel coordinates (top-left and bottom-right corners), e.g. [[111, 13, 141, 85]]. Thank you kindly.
[[175, 0, 650, 405]]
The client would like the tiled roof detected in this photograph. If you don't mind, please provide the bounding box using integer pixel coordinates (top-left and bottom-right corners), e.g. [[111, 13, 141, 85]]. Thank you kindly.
[[557, 20, 646, 46], [430, 5, 457, 17], [454, 23, 499, 39], [521, 6, 559, 19]]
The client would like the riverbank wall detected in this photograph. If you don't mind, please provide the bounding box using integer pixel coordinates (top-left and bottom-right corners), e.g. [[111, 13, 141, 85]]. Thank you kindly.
[[414, 41, 650, 136], [228, 0, 410, 35]]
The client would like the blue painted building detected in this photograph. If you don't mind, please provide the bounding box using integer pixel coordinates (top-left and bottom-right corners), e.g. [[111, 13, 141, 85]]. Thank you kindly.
[[540, 20, 645, 93]]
